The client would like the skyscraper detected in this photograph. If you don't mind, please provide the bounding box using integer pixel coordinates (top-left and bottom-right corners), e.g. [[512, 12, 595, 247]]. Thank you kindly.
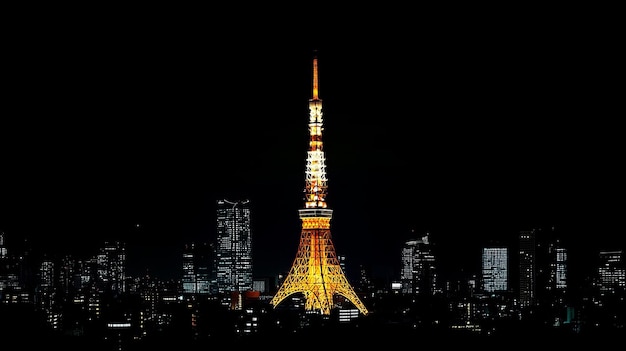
[[543, 236, 569, 292], [519, 229, 536, 308], [400, 232, 438, 295], [554, 245, 568, 290], [269, 52, 368, 316], [182, 242, 214, 295], [519, 226, 569, 317], [597, 250, 625, 295], [97, 241, 126, 294], [182, 245, 196, 294], [482, 247, 508, 293], [0, 231, 7, 259], [593, 249, 625, 329], [215, 199, 253, 295]]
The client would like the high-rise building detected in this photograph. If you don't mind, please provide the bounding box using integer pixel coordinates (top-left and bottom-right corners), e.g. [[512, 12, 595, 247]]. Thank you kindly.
[[269, 52, 368, 316], [554, 246, 568, 290], [215, 199, 253, 295], [519, 229, 536, 308], [400, 232, 437, 295], [97, 241, 126, 294], [38, 259, 55, 290], [519, 226, 569, 319], [182, 242, 214, 295], [593, 249, 625, 329], [57, 254, 78, 297], [544, 238, 569, 325], [0, 231, 7, 259], [482, 247, 508, 293], [37, 258, 61, 330], [0, 231, 9, 298], [597, 250, 625, 295], [182, 246, 195, 294], [544, 237, 568, 293]]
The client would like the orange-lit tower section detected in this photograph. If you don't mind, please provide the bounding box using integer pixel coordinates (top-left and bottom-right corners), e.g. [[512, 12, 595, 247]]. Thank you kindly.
[[270, 53, 368, 316]]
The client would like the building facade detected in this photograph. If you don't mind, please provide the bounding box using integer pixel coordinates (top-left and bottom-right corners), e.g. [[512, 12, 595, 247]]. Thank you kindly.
[[215, 199, 253, 295], [482, 247, 508, 293], [400, 233, 437, 295]]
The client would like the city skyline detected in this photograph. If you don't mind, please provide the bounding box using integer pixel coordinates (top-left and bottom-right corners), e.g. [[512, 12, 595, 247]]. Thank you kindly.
[[2, 16, 624, 283], [2, 224, 623, 348]]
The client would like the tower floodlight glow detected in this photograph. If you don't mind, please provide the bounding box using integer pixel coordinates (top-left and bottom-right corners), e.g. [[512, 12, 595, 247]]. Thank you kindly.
[[269, 52, 368, 316]]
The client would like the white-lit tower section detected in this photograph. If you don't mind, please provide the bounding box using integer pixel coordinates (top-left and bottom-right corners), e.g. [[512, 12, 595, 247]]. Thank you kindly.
[[216, 199, 253, 294], [304, 55, 327, 210], [482, 247, 508, 293]]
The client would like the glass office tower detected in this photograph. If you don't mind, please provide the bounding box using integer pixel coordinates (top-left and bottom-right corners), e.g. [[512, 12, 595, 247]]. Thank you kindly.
[[482, 247, 508, 293], [215, 199, 253, 294]]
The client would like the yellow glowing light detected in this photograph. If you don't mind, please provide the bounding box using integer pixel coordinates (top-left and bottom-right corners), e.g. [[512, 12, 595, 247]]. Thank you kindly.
[[270, 53, 368, 316]]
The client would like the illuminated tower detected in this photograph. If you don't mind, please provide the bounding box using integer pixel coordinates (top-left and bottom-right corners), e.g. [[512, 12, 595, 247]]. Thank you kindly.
[[270, 53, 368, 316]]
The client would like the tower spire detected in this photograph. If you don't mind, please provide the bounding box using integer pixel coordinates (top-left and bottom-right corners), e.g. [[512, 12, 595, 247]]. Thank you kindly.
[[305, 52, 327, 210], [270, 51, 369, 316], [312, 51, 319, 101]]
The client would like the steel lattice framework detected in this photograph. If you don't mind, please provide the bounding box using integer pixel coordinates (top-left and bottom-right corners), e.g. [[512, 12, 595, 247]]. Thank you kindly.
[[270, 53, 369, 316]]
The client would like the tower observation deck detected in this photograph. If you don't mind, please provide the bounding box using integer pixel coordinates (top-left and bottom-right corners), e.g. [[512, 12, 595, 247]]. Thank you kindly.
[[269, 52, 369, 316]]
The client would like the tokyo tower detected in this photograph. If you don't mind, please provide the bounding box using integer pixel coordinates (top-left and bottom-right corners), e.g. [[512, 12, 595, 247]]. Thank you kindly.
[[270, 52, 369, 316]]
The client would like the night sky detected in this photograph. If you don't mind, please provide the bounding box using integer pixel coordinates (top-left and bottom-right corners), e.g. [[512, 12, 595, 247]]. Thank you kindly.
[[2, 11, 624, 283]]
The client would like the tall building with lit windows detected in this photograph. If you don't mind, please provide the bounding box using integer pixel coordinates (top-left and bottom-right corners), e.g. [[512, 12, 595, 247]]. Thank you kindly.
[[519, 229, 536, 308], [597, 250, 625, 295], [96, 241, 126, 294], [546, 238, 568, 293], [519, 226, 568, 317], [554, 246, 567, 290], [400, 232, 437, 295], [38, 258, 61, 330], [0, 231, 7, 259], [215, 199, 253, 295], [482, 247, 508, 293], [182, 242, 214, 295], [593, 249, 625, 329], [545, 238, 569, 325], [0, 233, 30, 304]]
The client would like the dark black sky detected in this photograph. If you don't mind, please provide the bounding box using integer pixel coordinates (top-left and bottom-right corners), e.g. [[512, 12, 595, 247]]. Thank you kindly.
[[1, 9, 624, 283]]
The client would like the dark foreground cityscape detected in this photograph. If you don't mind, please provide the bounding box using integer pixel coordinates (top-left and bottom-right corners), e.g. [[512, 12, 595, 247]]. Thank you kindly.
[[0, 224, 624, 350]]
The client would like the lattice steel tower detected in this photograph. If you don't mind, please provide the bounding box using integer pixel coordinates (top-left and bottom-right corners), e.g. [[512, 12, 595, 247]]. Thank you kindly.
[[270, 52, 369, 316]]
